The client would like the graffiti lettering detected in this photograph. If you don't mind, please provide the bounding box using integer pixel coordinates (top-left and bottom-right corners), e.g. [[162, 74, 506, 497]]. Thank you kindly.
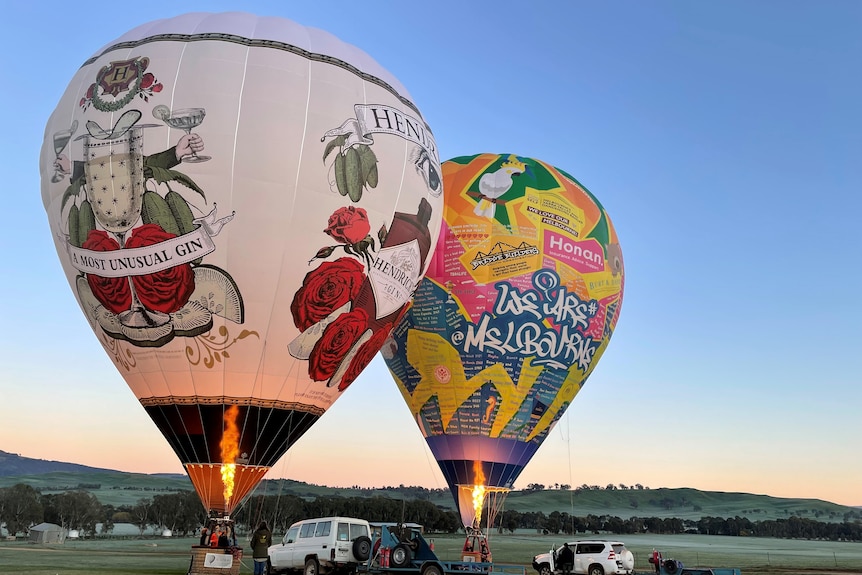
[[453, 270, 600, 371]]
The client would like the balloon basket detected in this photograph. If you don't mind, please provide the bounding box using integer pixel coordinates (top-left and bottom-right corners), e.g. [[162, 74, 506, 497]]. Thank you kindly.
[[461, 530, 491, 563], [189, 545, 243, 575]]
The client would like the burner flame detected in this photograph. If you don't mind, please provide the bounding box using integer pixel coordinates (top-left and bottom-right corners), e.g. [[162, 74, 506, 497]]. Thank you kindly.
[[219, 405, 240, 509]]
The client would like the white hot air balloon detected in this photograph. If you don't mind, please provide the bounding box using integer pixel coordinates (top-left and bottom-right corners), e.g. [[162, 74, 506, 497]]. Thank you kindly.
[[40, 12, 443, 515]]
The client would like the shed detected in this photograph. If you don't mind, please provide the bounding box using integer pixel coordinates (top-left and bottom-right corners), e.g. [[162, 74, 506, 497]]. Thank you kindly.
[[29, 523, 66, 544]]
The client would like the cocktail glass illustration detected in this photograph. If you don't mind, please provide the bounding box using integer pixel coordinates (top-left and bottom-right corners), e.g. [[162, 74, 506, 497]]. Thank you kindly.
[[84, 128, 170, 328], [156, 107, 211, 163], [51, 120, 78, 183]]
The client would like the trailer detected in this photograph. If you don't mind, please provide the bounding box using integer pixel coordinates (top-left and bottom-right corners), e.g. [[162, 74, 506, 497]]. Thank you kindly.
[[650, 555, 741, 575], [358, 524, 525, 575]]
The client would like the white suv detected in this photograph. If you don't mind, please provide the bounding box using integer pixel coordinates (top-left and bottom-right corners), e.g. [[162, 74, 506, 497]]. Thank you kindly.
[[268, 517, 372, 575], [532, 540, 634, 575]]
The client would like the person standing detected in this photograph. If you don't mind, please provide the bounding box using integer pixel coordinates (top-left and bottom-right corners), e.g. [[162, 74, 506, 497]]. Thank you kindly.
[[557, 542, 574, 575], [250, 521, 273, 575], [652, 549, 662, 575]]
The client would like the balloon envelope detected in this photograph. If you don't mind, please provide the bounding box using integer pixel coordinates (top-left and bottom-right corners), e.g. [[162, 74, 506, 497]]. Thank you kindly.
[[41, 12, 442, 514], [383, 153, 624, 527]]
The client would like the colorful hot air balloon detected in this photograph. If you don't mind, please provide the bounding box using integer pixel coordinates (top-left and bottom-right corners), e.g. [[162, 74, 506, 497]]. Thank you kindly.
[[383, 153, 624, 531], [40, 12, 442, 516]]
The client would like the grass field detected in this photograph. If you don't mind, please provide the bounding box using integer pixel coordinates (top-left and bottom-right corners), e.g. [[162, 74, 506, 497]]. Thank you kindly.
[[1, 532, 861, 575]]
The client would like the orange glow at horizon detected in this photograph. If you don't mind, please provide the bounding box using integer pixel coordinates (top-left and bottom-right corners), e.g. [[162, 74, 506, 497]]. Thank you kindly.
[[471, 460, 486, 528], [220, 405, 240, 510]]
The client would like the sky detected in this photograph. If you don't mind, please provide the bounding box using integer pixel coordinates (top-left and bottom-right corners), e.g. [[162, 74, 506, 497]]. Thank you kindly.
[[1, 2, 860, 508]]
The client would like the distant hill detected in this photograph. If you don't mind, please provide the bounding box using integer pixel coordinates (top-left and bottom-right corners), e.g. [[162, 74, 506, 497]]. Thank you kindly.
[[0, 450, 122, 476], [0, 450, 858, 522]]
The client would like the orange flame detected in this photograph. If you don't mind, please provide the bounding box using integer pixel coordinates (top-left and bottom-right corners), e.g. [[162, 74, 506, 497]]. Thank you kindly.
[[219, 405, 240, 510], [471, 460, 486, 528]]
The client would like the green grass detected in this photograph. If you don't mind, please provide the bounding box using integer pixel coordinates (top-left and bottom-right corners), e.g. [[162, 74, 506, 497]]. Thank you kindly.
[[1, 533, 862, 575]]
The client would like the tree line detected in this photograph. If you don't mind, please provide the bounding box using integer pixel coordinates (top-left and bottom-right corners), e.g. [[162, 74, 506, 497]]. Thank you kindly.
[[1, 483, 859, 543], [500, 509, 862, 541]]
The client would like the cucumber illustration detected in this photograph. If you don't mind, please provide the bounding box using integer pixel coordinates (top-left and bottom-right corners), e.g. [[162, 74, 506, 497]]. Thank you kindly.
[[166, 190, 195, 235], [141, 190, 181, 236], [78, 200, 96, 245], [68, 204, 80, 248]]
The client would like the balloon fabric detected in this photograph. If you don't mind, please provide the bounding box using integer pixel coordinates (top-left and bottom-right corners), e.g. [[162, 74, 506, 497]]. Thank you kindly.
[[41, 12, 443, 515], [383, 153, 624, 528]]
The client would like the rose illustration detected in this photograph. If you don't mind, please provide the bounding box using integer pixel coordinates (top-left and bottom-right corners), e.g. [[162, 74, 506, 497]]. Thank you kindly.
[[324, 206, 370, 244], [338, 323, 393, 391], [125, 224, 195, 314], [290, 257, 365, 331], [310, 206, 377, 266], [83, 230, 132, 314], [308, 308, 369, 381]]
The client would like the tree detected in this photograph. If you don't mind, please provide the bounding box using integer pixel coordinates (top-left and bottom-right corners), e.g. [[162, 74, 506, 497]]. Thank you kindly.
[[131, 498, 153, 536], [0, 484, 43, 536], [42, 491, 102, 536], [150, 491, 204, 536]]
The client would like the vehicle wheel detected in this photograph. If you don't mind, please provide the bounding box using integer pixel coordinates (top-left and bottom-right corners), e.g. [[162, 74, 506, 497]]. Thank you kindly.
[[422, 565, 443, 575], [390, 543, 413, 568], [664, 560, 678, 574], [305, 557, 320, 575], [588, 565, 605, 575], [539, 564, 552, 575], [353, 536, 372, 561]]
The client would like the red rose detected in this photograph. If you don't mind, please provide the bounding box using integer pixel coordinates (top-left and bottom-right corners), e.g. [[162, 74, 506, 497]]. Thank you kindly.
[[141, 73, 155, 89], [125, 224, 195, 314], [324, 206, 370, 245], [308, 309, 369, 381], [338, 323, 393, 391], [152, 83, 163, 93], [83, 230, 132, 314], [86, 83, 96, 99], [291, 257, 365, 331]]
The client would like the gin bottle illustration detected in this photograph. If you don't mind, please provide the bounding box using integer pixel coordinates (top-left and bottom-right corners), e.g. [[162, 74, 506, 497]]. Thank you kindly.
[[355, 197, 433, 332]]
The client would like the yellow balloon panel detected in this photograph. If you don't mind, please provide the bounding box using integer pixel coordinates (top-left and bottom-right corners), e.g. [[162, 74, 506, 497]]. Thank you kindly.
[[41, 13, 442, 513]]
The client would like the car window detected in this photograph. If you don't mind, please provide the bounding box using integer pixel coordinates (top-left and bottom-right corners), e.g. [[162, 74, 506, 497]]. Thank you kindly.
[[349, 523, 368, 540], [300, 523, 316, 538], [315, 521, 332, 537], [612, 544, 626, 554], [337, 522, 350, 541], [284, 527, 299, 544]]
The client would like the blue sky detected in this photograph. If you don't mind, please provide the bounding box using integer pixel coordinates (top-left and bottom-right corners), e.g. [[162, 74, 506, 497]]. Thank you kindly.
[[1, 1, 860, 507]]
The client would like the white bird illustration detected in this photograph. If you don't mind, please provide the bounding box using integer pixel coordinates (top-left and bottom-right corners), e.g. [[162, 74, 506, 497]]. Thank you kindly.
[[474, 155, 526, 218]]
